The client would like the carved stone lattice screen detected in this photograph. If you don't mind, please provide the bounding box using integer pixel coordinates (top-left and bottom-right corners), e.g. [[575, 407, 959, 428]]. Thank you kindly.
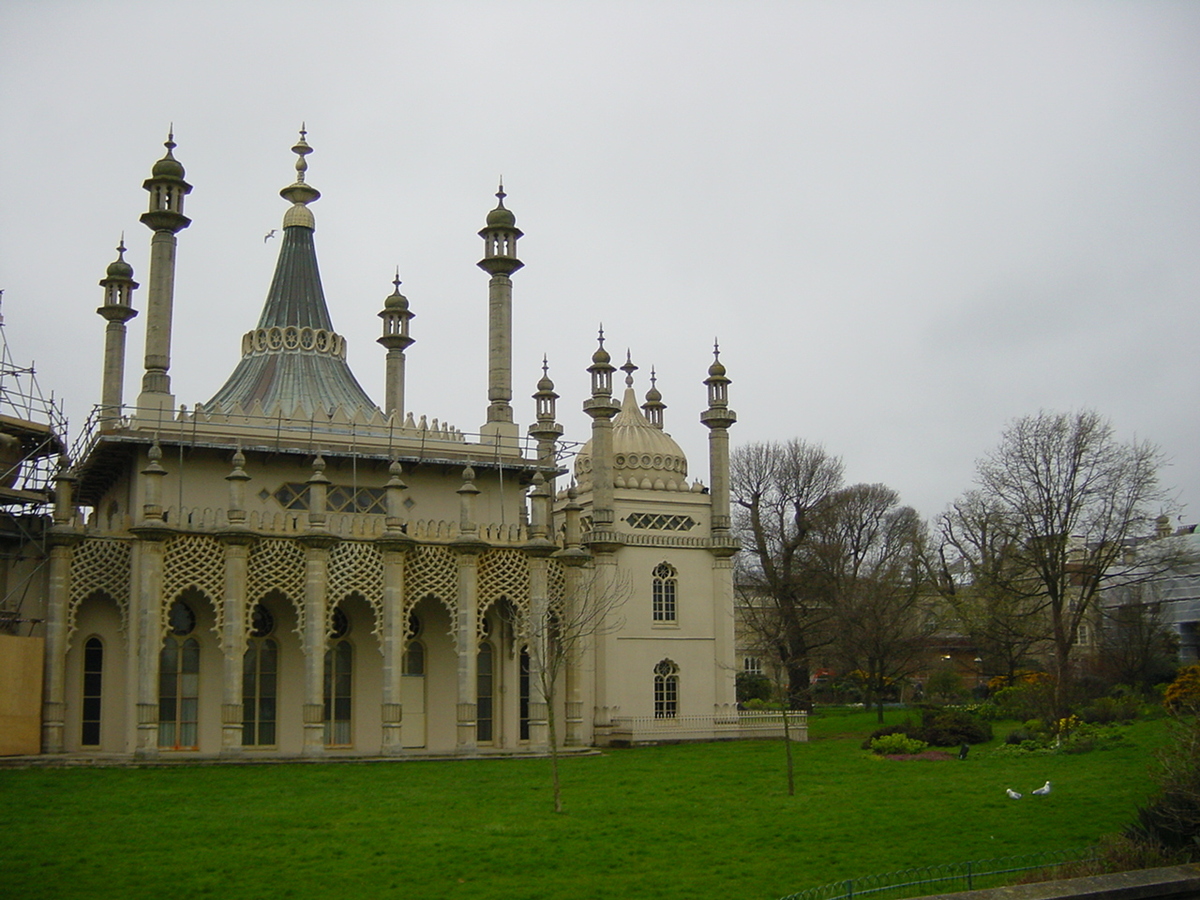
[[67, 539, 132, 651], [247, 539, 307, 636], [477, 548, 531, 639], [404, 544, 459, 644], [328, 541, 385, 639], [162, 535, 226, 641]]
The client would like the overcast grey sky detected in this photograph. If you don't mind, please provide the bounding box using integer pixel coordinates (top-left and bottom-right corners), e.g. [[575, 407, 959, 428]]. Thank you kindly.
[[2, 1, 1198, 523]]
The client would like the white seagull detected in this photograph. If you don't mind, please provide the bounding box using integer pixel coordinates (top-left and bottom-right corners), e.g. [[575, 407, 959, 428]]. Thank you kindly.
[[264, 229, 277, 243], [1032, 781, 1051, 795], [1006, 788, 1022, 799]]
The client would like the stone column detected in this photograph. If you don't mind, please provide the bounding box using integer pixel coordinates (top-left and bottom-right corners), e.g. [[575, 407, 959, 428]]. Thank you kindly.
[[218, 536, 253, 756], [130, 444, 171, 759], [41, 536, 79, 753], [453, 549, 481, 752], [378, 540, 411, 755], [299, 537, 334, 757], [711, 554, 738, 718]]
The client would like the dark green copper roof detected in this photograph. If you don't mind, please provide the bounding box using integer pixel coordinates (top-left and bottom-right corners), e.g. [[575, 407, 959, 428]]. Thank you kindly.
[[204, 222, 378, 417]]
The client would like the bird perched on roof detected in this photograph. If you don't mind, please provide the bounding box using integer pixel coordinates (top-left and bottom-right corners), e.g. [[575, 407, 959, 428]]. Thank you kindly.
[[1032, 781, 1051, 795], [264, 229, 277, 243], [1006, 788, 1022, 799]]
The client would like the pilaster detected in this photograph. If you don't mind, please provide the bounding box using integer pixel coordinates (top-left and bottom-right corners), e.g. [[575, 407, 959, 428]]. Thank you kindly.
[[299, 534, 336, 757], [218, 532, 254, 757]]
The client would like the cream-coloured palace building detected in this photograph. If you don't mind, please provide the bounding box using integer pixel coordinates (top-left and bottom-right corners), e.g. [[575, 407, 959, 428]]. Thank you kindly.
[[0, 131, 786, 759]]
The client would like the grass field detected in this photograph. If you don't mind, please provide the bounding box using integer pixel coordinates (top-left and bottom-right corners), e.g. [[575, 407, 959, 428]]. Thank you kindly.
[[0, 709, 1170, 900]]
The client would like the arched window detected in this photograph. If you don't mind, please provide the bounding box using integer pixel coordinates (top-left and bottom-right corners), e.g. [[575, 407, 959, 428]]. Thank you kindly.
[[242, 604, 278, 747], [324, 638, 353, 747], [477, 640, 494, 743], [404, 612, 425, 676], [654, 659, 679, 719], [81, 637, 103, 747], [652, 562, 677, 622], [159, 599, 199, 749], [519, 646, 531, 742]]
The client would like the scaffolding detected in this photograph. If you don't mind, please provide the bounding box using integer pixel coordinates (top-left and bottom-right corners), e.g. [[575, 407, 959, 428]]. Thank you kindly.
[[0, 293, 68, 635]]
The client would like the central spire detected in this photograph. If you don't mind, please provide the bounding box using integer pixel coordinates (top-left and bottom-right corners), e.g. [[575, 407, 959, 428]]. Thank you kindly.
[[204, 128, 377, 418]]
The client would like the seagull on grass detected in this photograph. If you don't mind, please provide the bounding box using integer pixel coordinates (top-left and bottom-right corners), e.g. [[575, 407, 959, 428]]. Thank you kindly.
[[1032, 781, 1051, 795], [1006, 788, 1022, 799]]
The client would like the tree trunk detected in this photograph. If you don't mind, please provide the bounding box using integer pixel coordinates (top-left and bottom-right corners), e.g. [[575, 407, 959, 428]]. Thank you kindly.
[[781, 706, 795, 796], [546, 689, 563, 814]]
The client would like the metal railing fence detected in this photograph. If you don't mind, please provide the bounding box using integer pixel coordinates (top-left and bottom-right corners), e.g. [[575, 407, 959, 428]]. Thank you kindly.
[[779, 848, 1098, 900]]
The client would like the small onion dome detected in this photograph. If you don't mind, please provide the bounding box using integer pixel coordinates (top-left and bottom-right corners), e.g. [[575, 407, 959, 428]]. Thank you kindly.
[[644, 381, 662, 404], [486, 185, 517, 228], [384, 280, 409, 312], [537, 369, 555, 393], [708, 355, 726, 378], [574, 387, 689, 491], [106, 242, 134, 279], [152, 134, 185, 179], [592, 341, 611, 365]]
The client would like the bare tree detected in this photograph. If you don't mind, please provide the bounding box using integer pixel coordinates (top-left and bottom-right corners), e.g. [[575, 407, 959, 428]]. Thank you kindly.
[[731, 439, 844, 705], [938, 491, 1051, 684], [817, 484, 937, 722], [524, 563, 628, 813], [958, 410, 1182, 715]]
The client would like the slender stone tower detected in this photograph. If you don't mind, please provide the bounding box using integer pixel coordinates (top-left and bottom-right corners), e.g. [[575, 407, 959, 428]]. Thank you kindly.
[[528, 357, 562, 473], [701, 342, 738, 547], [96, 238, 138, 429], [135, 131, 191, 418], [582, 329, 621, 550], [377, 271, 415, 420], [477, 183, 522, 447]]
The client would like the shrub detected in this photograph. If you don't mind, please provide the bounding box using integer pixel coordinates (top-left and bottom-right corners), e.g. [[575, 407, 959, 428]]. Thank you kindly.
[[870, 733, 928, 755], [1079, 695, 1140, 724], [1164, 664, 1200, 715], [1005, 727, 1036, 745], [990, 678, 1056, 722], [736, 672, 773, 704], [861, 722, 916, 751], [1123, 712, 1200, 859], [916, 708, 993, 746]]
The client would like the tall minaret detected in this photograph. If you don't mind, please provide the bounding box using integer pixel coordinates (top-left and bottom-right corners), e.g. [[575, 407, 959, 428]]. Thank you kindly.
[[96, 238, 139, 429], [477, 182, 522, 446], [582, 329, 621, 548], [136, 130, 191, 417], [700, 342, 737, 545], [377, 271, 415, 420], [528, 356, 562, 472]]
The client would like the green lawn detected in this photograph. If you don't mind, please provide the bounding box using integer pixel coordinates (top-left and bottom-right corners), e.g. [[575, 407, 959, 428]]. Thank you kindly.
[[0, 712, 1169, 900]]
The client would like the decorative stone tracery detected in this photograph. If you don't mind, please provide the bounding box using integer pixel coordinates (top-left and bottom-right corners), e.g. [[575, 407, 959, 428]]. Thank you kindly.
[[328, 541, 385, 638], [66, 538, 132, 651], [162, 535, 226, 640], [241, 325, 346, 359], [404, 544, 459, 641], [477, 548, 530, 638], [247, 539, 307, 635]]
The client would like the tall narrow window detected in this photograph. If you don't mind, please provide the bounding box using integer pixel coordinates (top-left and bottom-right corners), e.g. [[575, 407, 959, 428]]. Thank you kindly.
[[654, 659, 679, 719], [403, 612, 425, 676], [81, 637, 103, 747], [477, 640, 494, 743], [160, 600, 200, 749], [324, 640, 353, 747], [652, 562, 677, 622], [242, 605, 278, 747], [519, 646, 531, 742]]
